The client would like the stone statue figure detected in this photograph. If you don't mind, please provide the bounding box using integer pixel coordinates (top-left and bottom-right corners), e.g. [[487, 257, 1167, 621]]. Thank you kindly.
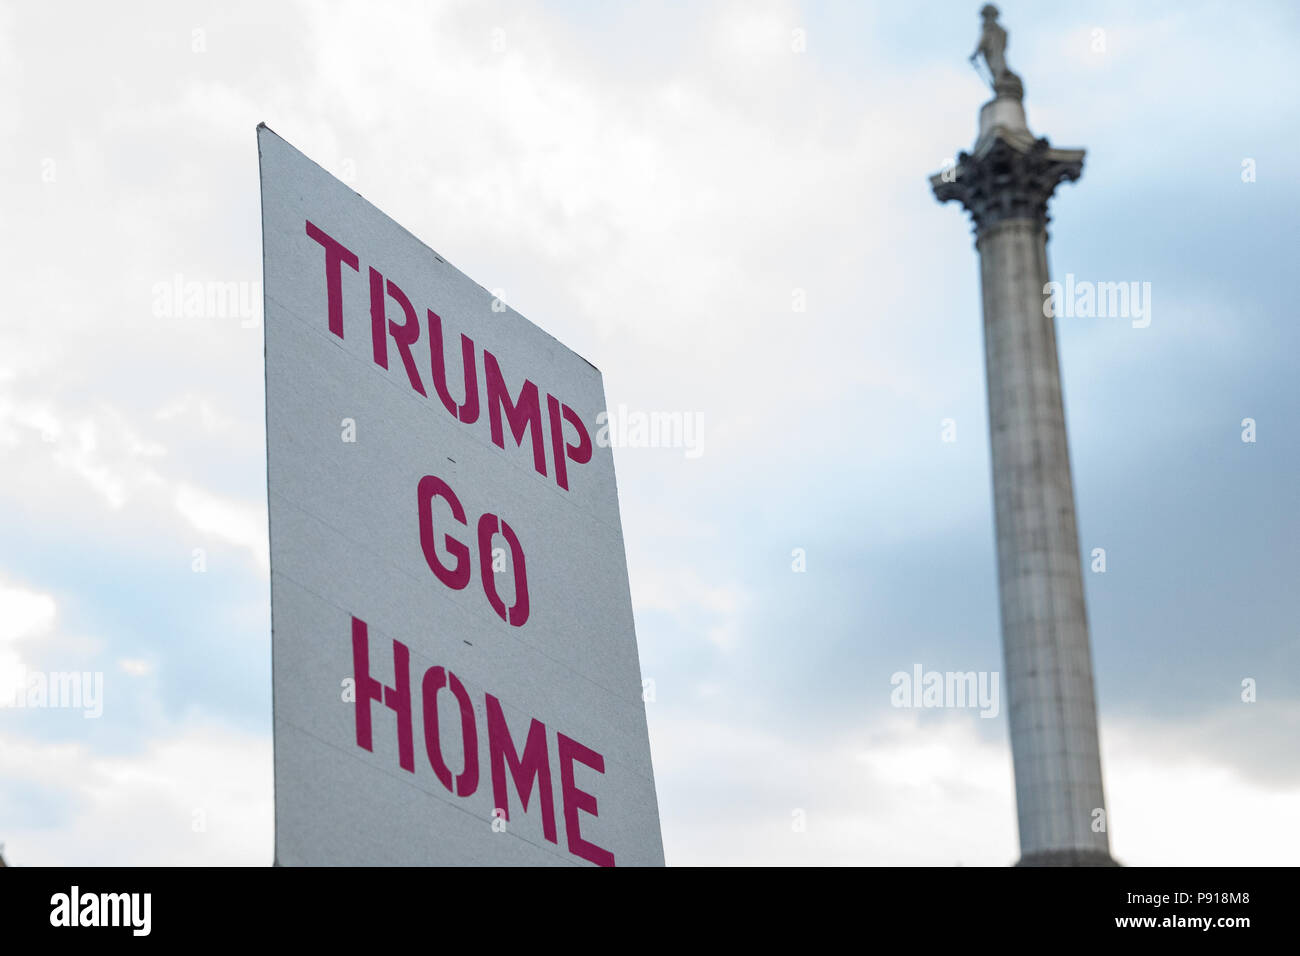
[[969, 4, 1021, 93]]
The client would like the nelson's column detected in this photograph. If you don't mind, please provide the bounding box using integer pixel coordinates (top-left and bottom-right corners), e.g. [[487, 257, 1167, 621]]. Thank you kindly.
[[930, 6, 1117, 866]]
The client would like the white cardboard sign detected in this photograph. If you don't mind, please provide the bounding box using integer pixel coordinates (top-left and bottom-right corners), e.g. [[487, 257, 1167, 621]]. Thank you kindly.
[[258, 125, 663, 866]]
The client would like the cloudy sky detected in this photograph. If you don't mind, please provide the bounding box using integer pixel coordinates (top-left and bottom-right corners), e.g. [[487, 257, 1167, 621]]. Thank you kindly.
[[1, 0, 1296, 866]]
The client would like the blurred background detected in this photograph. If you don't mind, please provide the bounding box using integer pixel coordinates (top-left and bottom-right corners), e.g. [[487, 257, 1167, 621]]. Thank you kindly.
[[0, 0, 1296, 865]]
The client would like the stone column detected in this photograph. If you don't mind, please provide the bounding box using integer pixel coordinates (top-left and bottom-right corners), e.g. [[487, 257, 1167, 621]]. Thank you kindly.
[[932, 74, 1116, 866]]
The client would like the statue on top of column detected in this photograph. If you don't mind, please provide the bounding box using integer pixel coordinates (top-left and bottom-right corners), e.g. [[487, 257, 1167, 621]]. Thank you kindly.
[[970, 5, 1023, 97]]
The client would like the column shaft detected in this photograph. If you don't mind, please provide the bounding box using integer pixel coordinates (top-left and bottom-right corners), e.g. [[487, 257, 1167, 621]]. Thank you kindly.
[[976, 218, 1112, 864]]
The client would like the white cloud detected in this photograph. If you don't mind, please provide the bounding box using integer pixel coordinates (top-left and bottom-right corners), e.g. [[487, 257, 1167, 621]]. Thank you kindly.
[[652, 712, 1016, 866], [0, 579, 57, 645], [650, 710, 1300, 866], [118, 658, 153, 677], [1104, 709, 1300, 866], [0, 390, 268, 575], [0, 722, 272, 866], [173, 483, 269, 574], [154, 393, 237, 433], [0, 578, 58, 704], [0, 398, 168, 511], [1107, 745, 1300, 867]]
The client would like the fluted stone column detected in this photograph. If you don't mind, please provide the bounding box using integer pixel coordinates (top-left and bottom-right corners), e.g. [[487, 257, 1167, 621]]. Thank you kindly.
[[931, 68, 1116, 866]]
